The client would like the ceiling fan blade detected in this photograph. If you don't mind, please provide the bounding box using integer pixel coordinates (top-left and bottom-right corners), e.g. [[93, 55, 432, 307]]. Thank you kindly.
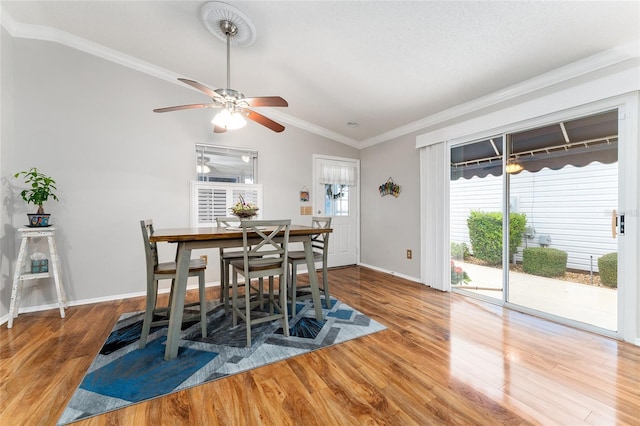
[[245, 109, 285, 133], [153, 103, 216, 113], [213, 125, 227, 133], [243, 96, 288, 107], [177, 78, 224, 101]]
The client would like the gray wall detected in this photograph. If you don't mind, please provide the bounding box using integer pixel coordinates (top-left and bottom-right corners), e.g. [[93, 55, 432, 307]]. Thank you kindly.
[[1, 28, 15, 316], [359, 133, 421, 280], [0, 35, 358, 317]]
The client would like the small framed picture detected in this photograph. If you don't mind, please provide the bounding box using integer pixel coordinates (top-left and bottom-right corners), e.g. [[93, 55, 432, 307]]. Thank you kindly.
[[300, 190, 310, 202]]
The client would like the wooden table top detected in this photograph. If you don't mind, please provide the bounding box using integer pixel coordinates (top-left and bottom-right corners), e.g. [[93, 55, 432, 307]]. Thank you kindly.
[[150, 224, 331, 243]]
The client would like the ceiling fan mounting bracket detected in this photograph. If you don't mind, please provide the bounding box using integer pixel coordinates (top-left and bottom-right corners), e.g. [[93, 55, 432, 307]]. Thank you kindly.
[[220, 20, 237, 37], [200, 2, 256, 47]]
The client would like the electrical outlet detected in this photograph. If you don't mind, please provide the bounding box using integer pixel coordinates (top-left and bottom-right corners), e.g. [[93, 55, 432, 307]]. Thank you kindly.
[[406, 249, 412, 259], [200, 255, 208, 265]]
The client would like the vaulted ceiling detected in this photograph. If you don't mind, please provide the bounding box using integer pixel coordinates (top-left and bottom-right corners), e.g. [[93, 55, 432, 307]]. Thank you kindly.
[[2, 1, 639, 147]]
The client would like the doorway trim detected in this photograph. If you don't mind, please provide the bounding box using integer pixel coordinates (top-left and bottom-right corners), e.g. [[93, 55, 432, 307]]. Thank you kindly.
[[312, 154, 361, 267]]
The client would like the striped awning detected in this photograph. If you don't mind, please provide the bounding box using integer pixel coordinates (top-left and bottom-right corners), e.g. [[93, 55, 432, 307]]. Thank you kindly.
[[451, 110, 618, 180]]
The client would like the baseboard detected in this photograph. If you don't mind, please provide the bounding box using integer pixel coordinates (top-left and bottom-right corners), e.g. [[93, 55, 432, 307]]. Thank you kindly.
[[357, 262, 422, 284], [0, 281, 221, 326]]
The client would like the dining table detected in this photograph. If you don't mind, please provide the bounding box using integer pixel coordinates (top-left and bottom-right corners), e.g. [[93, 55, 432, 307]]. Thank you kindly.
[[149, 224, 332, 361]]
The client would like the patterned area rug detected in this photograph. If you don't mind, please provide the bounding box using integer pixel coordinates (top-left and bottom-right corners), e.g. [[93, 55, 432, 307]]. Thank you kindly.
[[58, 296, 386, 425]]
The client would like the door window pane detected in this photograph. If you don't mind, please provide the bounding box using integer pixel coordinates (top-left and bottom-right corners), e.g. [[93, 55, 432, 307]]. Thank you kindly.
[[324, 184, 349, 216]]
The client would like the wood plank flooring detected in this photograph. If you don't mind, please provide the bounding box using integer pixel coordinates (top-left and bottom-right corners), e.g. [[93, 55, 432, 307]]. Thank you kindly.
[[1, 266, 639, 425]]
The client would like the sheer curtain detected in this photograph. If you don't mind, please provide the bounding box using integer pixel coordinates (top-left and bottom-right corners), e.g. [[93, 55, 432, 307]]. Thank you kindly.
[[319, 162, 356, 185], [420, 142, 450, 292]]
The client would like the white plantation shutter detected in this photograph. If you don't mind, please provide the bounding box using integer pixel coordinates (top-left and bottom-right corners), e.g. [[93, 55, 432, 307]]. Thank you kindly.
[[191, 181, 263, 227]]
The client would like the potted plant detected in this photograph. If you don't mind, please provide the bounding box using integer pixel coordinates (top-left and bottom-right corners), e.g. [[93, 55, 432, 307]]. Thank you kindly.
[[230, 194, 259, 219], [14, 167, 59, 227]]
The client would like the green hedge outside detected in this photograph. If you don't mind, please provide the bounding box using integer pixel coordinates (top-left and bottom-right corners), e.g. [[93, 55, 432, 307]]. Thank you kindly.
[[598, 252, 617, 288], [451, 242, 470, 260], [522, 247, 567, 277], [467, 211, 527, 265]]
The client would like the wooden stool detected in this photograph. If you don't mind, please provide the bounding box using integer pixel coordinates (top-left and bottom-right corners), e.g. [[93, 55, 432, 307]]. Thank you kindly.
[[8, 226, 67, 328]]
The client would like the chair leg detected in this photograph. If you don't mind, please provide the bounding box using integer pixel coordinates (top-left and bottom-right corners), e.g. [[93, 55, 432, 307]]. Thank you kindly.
[[198, 270, 207, 338], [222, 259, 231, 314], [322, 265, 331, 308], [244, 277, 252, 347], [268, 276, 275, 315], [290, 262, 298, 316], [257, 277, 264, 309], [219, 258, 225, 303], [139, 277, 158, 349], [232, 269, 239, 327], [280, 273, 290, 337]]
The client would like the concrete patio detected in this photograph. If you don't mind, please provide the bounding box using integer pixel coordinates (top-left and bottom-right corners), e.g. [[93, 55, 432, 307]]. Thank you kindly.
[[454, 261, 617, 331]]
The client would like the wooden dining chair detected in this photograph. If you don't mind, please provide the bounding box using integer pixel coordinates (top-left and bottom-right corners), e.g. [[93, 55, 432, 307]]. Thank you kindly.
[[215, 217, 244, 313], [138, 219, 207, 349], [230, 220, 291, 347], [288, 216, 332, 311]]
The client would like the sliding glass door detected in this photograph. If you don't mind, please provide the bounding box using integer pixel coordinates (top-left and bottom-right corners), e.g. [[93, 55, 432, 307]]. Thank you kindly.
[[450, 109, 620, 333], [450, 137, 504, 302], [506, 110, 618, 331]]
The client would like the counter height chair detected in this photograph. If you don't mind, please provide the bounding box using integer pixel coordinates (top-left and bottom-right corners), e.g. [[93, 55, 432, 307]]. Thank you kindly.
[[230, 220, 291, 347], [139, 219, 207, 349], [215, 217, 245, 313], [288, 216, 332, 312]]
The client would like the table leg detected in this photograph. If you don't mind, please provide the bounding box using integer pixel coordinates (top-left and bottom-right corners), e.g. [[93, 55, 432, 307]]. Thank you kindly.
[[164, 242, 191, 361], [303, 238, 324, 320]]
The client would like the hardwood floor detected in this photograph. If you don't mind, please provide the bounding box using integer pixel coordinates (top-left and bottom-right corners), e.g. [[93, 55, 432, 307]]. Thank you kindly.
[[1, 266, 639, 425]]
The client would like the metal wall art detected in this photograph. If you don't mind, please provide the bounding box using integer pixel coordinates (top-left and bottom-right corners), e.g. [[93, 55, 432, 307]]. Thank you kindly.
[[379, 177, 401, 198]]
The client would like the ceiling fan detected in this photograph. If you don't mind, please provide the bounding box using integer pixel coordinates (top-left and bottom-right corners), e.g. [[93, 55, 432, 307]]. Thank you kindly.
[[153, 7, 288, 133]]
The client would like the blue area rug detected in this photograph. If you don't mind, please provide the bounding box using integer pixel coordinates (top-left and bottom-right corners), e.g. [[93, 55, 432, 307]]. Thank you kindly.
[[58, 296, 386, 424]]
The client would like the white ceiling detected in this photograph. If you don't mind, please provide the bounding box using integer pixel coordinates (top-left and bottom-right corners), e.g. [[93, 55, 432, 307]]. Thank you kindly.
[[2, 1, 639, 147]]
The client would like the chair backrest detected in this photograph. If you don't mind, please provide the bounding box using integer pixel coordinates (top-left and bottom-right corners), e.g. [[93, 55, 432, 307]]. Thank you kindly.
[[216, 216, 241, 228], [240, 219, 291, 278], [310, 216, 331, 261], [140, 219, 159, 271], [216, 217, 243, 255]]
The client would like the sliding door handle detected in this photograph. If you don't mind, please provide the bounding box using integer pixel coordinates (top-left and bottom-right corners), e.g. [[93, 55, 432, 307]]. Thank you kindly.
[[611, 209, 617, 239]]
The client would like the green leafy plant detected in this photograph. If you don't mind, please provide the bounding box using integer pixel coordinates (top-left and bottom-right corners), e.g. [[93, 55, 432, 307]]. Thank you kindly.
[[230, 194, 259, 219], [522, 247, 567, 277], [14, 167, 59, 214], [450, 260, 471, 284], [466, 211, 527, 265], [450, 241, 470, 260], [597, 252, 617, 288]]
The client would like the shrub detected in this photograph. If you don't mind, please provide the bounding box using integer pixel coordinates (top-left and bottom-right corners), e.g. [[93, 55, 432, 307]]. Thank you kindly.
[[522, 247, 567, 277], [450, 242, 470, 260], [467, 211, 527, 265], [598, 252, 617, 288]]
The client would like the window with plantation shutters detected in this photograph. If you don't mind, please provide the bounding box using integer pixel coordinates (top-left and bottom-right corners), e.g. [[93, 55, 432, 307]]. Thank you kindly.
[[190, 181, 263, 227]]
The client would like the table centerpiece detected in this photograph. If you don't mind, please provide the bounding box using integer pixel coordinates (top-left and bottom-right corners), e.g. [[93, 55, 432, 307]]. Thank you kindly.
[[231, 195, 259, 219]]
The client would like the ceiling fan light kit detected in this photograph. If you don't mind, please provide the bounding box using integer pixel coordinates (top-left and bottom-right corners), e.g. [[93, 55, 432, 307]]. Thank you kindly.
[[153, 2, 287, 133], [212, 108, 246, 130]]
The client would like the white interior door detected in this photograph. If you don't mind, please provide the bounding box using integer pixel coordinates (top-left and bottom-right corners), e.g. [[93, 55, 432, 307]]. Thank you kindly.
[[313, 155, 359, 267]]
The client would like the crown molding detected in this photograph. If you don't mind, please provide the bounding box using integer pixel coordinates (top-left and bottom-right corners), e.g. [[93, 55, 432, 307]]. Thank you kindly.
[[3, 7, 637, 150], [0, 7, 356, 146], [359, 40, 640, 149]]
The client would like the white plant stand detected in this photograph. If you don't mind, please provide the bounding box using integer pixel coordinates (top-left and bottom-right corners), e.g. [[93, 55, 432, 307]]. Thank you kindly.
[[8, 226, 67, 328]]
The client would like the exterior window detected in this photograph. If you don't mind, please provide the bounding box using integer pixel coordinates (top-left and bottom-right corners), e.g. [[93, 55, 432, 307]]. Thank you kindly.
[[324, 184, 349, 216], [190, 181, 263, 227]]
